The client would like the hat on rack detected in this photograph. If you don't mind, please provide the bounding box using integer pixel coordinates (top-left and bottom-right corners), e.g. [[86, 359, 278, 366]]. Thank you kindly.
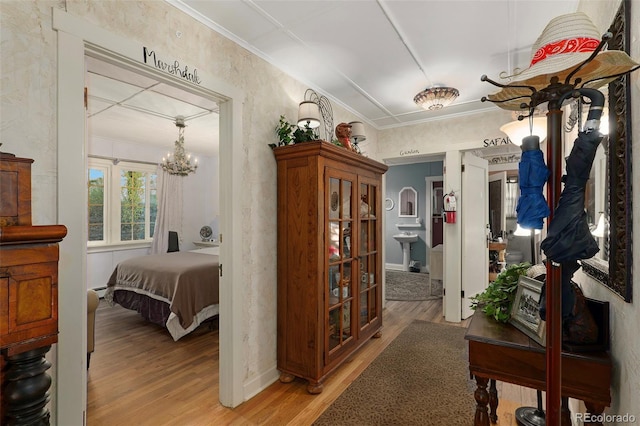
[[488, 12, 639, 110]]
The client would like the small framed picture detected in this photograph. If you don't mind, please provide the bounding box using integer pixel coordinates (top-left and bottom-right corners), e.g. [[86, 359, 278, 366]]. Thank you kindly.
[[510, 276, 546, 346]]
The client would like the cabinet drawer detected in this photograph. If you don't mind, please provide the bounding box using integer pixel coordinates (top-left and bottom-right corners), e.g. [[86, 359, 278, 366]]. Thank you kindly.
[[0, 262, 58, 348]]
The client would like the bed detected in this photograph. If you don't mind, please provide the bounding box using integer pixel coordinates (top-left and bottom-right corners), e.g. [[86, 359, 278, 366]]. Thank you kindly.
[[104, 247, 219, 341]]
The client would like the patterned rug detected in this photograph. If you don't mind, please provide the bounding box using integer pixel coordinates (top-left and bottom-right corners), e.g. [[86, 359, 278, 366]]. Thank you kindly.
[[385, 270, 443, 301], [313, 320, 475, 425]]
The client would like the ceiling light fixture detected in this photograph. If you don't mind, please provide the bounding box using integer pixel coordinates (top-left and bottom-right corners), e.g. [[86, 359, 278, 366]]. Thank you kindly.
[[161, 116, 197, 176], [500, 117, 547, 146], [413, 87, 459, 111]]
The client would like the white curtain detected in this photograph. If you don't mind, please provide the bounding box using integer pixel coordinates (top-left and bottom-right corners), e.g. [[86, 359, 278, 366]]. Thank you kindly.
[[150, 167, 184, 254]]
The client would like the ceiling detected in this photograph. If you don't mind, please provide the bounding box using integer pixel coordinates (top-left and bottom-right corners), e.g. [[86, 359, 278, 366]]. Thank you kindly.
[[88, 0, 579, 156]]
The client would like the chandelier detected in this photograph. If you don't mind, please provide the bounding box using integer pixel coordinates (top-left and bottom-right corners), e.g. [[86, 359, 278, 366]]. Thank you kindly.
[[161, 116, 197, 176], [413, 87, 459, 111]]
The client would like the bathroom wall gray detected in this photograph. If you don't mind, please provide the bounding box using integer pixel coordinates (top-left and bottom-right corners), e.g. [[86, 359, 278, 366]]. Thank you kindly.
[[385, 161, 443, 269]]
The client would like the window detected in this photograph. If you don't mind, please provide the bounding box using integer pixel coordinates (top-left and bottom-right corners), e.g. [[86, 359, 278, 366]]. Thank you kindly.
[[88, 158, 157, 247]]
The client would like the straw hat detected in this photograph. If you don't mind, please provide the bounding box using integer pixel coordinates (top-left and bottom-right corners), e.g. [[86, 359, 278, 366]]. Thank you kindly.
[[488, 12, 639, 110]]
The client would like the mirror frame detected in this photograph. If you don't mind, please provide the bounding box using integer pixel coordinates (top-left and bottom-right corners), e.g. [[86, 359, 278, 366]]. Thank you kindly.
[[581, 0, 633, 302], [398, 186, 418, 217]]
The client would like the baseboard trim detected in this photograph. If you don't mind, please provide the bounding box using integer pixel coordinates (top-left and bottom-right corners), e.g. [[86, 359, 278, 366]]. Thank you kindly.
[[243, 365, 279, 402]]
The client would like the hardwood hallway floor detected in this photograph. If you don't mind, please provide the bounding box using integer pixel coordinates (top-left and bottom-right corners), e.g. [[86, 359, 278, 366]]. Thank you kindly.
[[87, 299, 535, 425]]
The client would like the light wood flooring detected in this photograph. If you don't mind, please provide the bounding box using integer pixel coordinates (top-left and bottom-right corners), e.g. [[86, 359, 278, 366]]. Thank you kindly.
[[87, 299, 536, 425]]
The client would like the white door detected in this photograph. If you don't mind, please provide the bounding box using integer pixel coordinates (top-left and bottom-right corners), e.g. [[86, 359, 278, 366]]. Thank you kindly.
[[461, 152, 489, 319]]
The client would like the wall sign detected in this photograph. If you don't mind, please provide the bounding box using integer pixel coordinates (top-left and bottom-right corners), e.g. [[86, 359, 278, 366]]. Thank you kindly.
[[399, 149, 419, 156], [483, 136, 512, 147], [143, 47, 202, 85]]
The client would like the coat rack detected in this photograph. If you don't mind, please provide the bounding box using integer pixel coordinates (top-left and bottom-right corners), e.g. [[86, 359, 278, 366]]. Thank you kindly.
[[481, 24, 639, 424]]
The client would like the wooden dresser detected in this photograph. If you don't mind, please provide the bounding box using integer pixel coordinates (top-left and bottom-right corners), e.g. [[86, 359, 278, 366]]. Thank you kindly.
[[274, 141, 388, 394], [1, 151, 67, 425]]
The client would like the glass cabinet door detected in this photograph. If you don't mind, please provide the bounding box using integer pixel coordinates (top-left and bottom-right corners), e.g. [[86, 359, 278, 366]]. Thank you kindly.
[[327, 174, 355, 353], [358, 180, 380, 329]]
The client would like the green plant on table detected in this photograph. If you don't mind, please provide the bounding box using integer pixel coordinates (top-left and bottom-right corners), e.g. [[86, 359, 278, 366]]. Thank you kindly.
[[470, 262, 531, 323]]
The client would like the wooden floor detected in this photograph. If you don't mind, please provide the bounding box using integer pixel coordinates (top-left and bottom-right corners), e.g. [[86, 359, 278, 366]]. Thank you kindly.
[[87, 299, 536, 425]]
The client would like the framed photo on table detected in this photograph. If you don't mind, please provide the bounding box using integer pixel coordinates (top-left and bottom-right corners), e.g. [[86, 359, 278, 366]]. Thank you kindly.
[[510, 276, 546, 346]]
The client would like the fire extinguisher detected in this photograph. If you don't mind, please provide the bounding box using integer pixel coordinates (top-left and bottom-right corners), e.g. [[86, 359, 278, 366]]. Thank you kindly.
[[443, 191, 457, 224]]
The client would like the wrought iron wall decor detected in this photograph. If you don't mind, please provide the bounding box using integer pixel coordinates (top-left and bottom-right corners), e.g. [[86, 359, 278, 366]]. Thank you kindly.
[[581, 0, 633, 302]]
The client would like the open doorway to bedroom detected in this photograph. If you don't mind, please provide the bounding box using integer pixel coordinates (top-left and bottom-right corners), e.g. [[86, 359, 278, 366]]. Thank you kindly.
[[84, 55, 222, 421]]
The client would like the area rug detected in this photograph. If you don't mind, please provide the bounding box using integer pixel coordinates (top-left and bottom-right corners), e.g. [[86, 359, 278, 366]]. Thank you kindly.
[[385, 270, 442, 301], [313, 320, 475, 425]]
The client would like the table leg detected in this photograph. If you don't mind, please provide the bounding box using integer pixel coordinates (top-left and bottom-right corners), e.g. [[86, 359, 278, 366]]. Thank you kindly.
[[561, 397, 572, 426], [473, 375, 490, 426], [489, 379, 498, 423], [584, 402, 605, 425]]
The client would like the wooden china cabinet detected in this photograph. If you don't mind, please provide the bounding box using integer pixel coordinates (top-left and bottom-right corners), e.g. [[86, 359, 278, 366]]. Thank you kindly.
[[274, 141, 388, 394], [1, 151, 67, 425]]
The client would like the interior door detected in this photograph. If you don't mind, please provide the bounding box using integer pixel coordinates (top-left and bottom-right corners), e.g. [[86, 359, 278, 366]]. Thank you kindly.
[[488, 171, 507, 239], [461, 152, 489, 319]]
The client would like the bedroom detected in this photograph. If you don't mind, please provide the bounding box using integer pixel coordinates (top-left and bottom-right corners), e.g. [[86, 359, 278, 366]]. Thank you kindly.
[[85, 55, 222, 407]]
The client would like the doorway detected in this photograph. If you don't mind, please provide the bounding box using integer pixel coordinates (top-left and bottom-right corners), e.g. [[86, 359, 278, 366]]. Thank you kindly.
[[54, 11, 245, 421], [85, 55, 220, 418]]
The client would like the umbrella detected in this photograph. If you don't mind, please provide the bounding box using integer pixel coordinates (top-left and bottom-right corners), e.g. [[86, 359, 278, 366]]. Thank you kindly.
[[540, 129, 602, 320], [516, 135, 550, 230], [540, 130, 601, 262]]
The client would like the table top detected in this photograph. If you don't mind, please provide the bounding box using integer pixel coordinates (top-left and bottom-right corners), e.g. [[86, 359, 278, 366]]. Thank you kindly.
[[465, 311, 610, 363]]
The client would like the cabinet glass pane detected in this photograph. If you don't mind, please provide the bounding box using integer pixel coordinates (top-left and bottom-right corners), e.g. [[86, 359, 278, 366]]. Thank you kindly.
[[342, 181, 352, 219], [329, 307, 340, 351], [370, 287, 377, 318], [359, 292, 368, 327], [329, 178, 340, 220], [329, 222, 340, 261], [359, 183, 370, 218], [360, 221, 368, 255], [359, 256, 369, 291], [343, 224, 352, 259], [342, 301, 352, 339], [341, 263, 351, 299], [329, 265, 339, 306]]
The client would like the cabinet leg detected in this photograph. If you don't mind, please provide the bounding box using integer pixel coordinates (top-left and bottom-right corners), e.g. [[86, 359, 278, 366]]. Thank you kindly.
[[2, 346, 53, 426], [307, 381, 323, 394], [473, 375, 491, 426], [279, 372, 295, 383], [489, 379, 498, 423], [373, 331, 382, 338]]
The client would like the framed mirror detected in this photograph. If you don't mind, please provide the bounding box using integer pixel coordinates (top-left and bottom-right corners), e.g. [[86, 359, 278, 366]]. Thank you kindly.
[[398, 186, 417, 217], [581, 0, 632, 302]]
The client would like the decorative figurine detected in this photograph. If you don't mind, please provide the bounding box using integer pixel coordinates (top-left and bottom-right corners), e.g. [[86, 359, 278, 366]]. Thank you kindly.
[[334, 122, 354, 151]]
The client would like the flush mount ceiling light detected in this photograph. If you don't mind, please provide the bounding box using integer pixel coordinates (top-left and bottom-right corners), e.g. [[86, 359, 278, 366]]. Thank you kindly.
[[413, 87, 459, 111], [161, 116, 198, 176]]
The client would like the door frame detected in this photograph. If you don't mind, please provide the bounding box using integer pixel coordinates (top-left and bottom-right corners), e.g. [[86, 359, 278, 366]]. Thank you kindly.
[[53, 9, 244, 424]]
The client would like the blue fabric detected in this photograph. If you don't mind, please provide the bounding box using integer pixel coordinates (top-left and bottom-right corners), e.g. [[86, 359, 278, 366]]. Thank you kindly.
[[516, 149, 550, 229]]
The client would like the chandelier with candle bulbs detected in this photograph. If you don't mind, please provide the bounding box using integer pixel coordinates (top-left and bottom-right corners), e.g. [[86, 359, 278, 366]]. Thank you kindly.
[[162, 116, 197, 176]]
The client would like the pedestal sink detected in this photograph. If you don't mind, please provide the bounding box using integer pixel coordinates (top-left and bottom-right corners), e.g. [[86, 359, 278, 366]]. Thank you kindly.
[[393, 233, 418, 271]]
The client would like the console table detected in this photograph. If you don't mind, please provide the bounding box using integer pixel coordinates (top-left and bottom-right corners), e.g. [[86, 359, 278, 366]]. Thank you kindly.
[[465, 311, 611, 426]]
